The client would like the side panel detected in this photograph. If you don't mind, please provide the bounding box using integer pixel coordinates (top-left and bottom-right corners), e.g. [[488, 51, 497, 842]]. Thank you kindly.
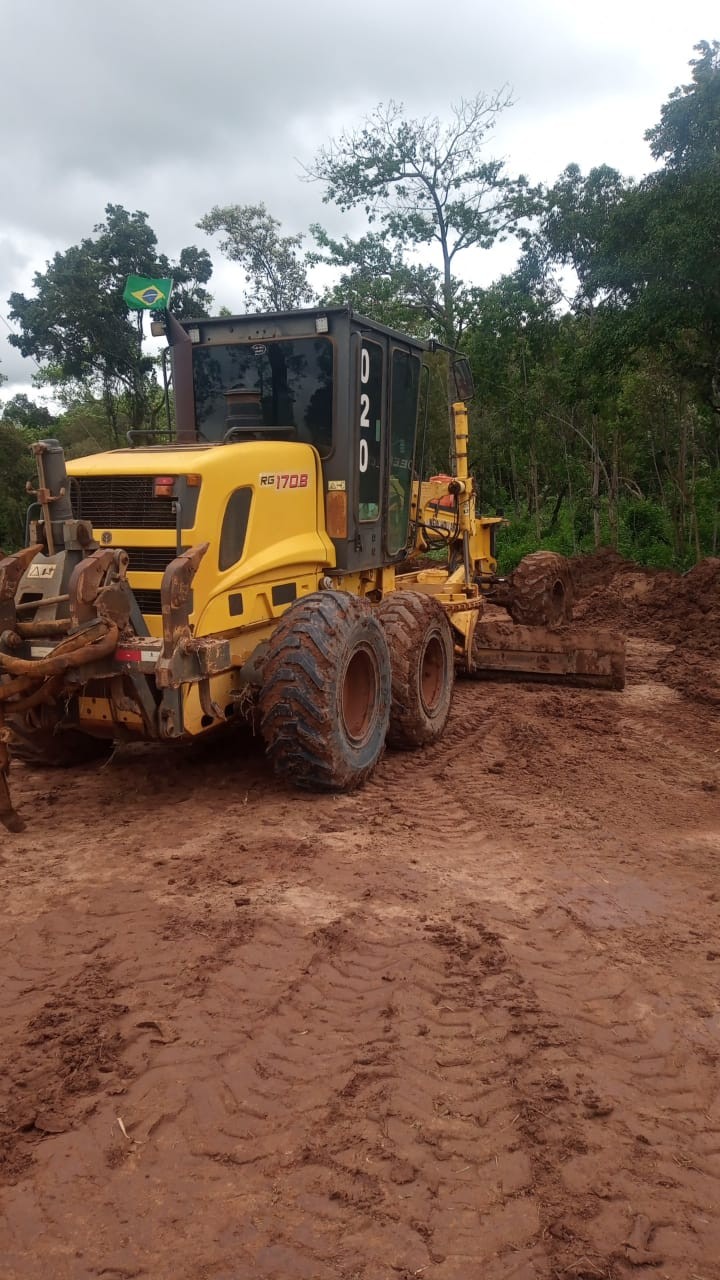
[[192, 445, 333, 636]]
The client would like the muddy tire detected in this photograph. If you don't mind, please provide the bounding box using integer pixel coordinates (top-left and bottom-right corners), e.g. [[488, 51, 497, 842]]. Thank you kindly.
[[259, 591, 391, 792], [377, 591, 455, 749], [8, 714, 113, 768], [507, 551, 574, 629]]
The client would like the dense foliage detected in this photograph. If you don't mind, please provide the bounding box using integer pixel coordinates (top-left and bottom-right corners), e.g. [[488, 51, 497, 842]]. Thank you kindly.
[[7, 205, 212, 444], [2, 44, 719, 568]]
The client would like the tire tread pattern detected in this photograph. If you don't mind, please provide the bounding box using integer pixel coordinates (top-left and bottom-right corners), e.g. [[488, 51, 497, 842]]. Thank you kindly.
[[260, 591, 391, 791], [507, 551, 574, 628], [377, 591, 455, 749]]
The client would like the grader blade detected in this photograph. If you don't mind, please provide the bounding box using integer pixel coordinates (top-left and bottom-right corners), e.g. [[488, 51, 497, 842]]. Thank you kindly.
[[470, 621, 625, 690]]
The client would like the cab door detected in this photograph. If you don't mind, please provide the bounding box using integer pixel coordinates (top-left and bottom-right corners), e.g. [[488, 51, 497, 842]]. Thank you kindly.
[[355, 333, 387, 564], [385, 345, 422, 560]]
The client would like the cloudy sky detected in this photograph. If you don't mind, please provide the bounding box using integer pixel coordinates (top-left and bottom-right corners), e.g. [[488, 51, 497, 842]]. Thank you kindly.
[[1, 0, 717, 403]]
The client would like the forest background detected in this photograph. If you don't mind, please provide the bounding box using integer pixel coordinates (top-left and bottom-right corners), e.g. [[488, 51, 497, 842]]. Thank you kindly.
[[1, 41, 718, 572]]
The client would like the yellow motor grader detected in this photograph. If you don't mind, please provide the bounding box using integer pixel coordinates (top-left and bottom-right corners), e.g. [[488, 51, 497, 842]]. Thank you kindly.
[[0, 307, 624, 831]]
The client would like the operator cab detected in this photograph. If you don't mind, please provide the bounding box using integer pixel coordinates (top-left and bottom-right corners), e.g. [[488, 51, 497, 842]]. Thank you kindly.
[[165, 307, 427, 573]]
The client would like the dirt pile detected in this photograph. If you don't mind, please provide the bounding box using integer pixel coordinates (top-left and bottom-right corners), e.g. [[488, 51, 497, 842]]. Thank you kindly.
[[652, 559, 720, 704], [569, 547, 638, 596], [572, 550, 720, 704]]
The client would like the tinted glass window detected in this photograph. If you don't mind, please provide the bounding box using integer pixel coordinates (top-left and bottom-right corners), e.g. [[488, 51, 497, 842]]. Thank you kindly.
[[358, 340, 383, 522], [219, 487, 252, 570], [193, 338, 333, 456], [388, 351, 421, 555]]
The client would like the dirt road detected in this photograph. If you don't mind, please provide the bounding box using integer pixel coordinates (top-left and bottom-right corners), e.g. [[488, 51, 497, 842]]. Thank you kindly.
[[1, 599, 720, 1277]]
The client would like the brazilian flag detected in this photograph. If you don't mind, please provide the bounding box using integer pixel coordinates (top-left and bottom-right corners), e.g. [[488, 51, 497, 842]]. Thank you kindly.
[[123, 275, 173, 310]]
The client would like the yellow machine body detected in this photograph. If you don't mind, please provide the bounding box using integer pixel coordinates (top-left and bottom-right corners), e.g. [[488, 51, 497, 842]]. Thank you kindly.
[[0, 307, 625, 831], [68, 442, 334, 641]]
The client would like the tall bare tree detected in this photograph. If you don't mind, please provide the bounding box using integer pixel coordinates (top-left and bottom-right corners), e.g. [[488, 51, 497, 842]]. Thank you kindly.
[[307, 93, 530, 344]]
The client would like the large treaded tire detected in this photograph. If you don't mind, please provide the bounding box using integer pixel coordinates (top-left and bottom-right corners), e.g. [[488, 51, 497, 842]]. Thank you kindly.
[[259, 591, 391, 792], [507, 551, 574, 628], [376, 591, 455, 749]]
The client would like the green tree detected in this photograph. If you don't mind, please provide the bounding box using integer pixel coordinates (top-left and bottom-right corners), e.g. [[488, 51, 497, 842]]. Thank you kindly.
[[309, 227, 440, 334], [534, 163, 630, 309], [1, 392, 55, 433], [645, 39, 720, 169], [197, 203, 314, 311], [307, 93, 530, 345], [586, 43, 720, 417], [8, 204, 213, 442], [0, 424, 35, 551]]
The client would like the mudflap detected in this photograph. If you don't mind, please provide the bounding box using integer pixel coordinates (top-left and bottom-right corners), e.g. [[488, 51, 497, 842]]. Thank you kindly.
[[468, 620, 626, 690]]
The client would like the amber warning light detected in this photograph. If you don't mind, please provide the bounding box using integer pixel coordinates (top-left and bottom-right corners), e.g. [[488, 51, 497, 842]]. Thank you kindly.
[[153, 476, 174, 498]]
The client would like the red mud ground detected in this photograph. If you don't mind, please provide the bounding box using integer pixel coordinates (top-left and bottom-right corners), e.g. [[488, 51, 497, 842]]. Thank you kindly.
[[1, 556, 720, 1280]]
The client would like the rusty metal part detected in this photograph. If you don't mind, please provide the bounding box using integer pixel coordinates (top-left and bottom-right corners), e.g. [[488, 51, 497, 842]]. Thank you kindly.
[[124, 672, 159, 735], [156, 635, 231, 690], [94, 581, 133, 632], [68, 548, 129, 627], [26, 442, 78, 558], [160, 543, 209, 657], [181, 635, 232, 674], [158, 690, 182, 739], [199, 678, 224, 722], [0, 621, 118, 679], [5, 676, 63, 714], [15, 619, 72, 639], [469, 621, 626, 690], [16, 593, 69, 614], [439, 596, 485, 616], [0, 544, 44, 632], [0, 707, 24, 832], [155, 544, 217, 691], [28, 445, 56, 554], [0, 676, 36, 703], [0, 618, 119, 832], [485, 582, 511, 609]]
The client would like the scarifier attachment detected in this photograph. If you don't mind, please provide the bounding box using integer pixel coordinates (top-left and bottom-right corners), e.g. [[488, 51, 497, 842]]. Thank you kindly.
[[469, 621, 626, 690]]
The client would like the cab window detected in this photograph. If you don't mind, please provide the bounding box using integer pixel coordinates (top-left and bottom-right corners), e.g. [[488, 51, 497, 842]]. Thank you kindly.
[[219, 487, 252, 570], [387, 350, 421, 555], [193, 338, 333, 456]]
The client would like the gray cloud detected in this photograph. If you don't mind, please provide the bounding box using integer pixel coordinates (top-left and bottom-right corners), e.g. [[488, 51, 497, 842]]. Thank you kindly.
[[1, 0, 716, 397]]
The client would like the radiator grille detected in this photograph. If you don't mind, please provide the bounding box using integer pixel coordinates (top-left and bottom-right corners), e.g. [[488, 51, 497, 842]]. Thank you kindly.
[[74, 476, 176, 529], [126, 547, 177, 574], [132, 588, 163, 616]]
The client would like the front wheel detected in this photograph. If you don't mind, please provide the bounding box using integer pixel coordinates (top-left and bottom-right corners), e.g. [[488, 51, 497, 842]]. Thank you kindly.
[[259, 592, 391, 792], [506, 551, 574, 628]]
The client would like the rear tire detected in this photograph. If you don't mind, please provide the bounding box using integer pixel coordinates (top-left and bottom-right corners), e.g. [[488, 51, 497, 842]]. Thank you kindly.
[[377, 591, 455, 749], [507, 551, 574, 628], [259, 591, 391, 791]]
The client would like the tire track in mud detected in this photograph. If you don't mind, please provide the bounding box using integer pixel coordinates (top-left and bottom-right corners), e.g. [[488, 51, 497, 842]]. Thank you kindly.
[[114, 903, 550, 1278], [365, 680, 720, 1278], [501, 897, 720, 1279], [2, 643, 720, 1278], [0, 911, 128, 1186], [1, 847, 554, 1279], [208, 908, 541, 1280]]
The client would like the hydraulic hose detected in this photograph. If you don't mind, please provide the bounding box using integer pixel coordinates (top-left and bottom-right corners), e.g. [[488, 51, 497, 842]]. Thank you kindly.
[[0, 623, 119, 678]]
